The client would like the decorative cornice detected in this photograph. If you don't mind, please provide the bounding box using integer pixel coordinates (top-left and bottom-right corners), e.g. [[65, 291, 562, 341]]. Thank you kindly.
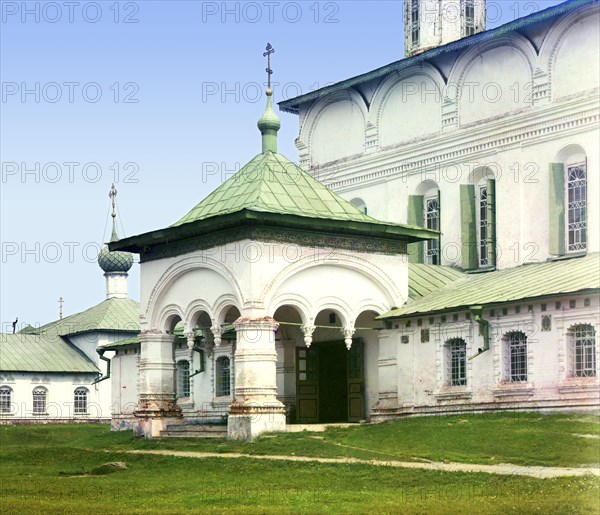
[[316, 95, 599, 192]]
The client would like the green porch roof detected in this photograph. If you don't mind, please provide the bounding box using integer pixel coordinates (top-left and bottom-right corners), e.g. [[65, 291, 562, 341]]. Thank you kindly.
[[0, 334, 99, 374], [111, 151, 437, 255], [173, 152, 379, 226], [32, 298, 140, 337], [381, 253, 600, 319]]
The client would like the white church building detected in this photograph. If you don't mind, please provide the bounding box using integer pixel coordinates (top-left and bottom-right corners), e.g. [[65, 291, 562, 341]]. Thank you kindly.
[[106, 0, 599, 440], [2, 0, 597, 439]]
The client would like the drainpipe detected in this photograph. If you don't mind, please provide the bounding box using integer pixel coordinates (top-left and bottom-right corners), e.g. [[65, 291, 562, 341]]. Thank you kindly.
[[92, 348, 111, 384], [189, 346, 205, 379], [468, 305, 490, 360]]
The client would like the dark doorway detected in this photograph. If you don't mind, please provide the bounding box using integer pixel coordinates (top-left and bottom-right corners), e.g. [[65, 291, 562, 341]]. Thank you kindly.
[[318, 341, 348, 422], [295, 339, 364, 423]]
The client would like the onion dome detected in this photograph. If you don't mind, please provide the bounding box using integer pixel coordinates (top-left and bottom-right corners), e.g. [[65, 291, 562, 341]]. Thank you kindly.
[[98, 183, 133, 273]]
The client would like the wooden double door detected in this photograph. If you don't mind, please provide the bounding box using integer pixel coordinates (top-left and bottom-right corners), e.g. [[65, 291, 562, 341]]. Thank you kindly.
[[295, 340, 364, 423]]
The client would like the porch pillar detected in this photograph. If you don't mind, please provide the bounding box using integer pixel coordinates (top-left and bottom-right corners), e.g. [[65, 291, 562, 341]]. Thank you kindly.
[[133, 331, 182, 438], [228, 316, 286, 440]]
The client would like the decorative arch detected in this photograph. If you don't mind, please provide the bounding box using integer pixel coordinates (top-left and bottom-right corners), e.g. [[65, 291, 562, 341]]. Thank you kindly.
[[261, 252, 405, 310], [300, 90, 368, 166], [184, 299, 214, 330], [312, 298, 353, 329], [370, 64, 446, 127], [213, 294, 243, 326], [539, 3, 600, 98], [268, 293, 313, 325], [145, 255, 244, 330], [448, 34, 537, 91], [156, 304, 185, 334]]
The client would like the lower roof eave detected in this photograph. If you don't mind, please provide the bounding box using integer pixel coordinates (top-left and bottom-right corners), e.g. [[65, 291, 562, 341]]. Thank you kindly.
[[378, 288, 600, 320]]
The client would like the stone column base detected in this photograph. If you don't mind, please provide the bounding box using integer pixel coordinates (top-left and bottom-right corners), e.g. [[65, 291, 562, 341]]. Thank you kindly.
[[133, 410, 183, 439], [227, 403, 286, 441]]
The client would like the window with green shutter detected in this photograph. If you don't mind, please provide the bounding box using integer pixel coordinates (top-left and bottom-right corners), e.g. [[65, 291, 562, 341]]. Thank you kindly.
[[407, 195, 424, 263], [460, 184, 477, 270]]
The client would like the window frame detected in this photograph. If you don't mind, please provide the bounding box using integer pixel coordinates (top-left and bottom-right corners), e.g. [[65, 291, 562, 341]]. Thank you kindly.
[[74, 387, 88, 415], [566, 161, 587, 253], [176, 360, 191, 398], [0, 386, 12, 414], [477, 183, 489, 267], [506, 332, 528, 382], [446, 338, 467, 387], [215, 356, 231, 397], [410, 0, 420, 48], [464, 0, 475, 36], [424, 193, 440, 265], [32, 386, 48, 415], [571, 324, 596, 378]]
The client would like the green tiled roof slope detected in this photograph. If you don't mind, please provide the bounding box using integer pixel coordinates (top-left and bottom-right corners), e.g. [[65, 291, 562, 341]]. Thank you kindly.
[[33, 298, 140, 337], [0, 334, 99, 373], [408, 263, 465, 300], [382, 254, 600, 318], [173, 152, 413, 228]]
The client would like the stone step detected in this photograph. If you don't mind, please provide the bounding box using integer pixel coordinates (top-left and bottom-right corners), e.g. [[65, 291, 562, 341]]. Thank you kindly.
[[159, 423, 228, 438], [165, 424, 226, 433], [159, 430, 227, 438]]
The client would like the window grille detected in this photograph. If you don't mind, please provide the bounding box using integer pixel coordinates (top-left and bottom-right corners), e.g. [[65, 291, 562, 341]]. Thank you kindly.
[[411, 0, 420, 47], [177, 360, 191, 398], [567, 163, 587, 252], [479, 185, 489, 266], [74, 387, 88, 414], [216, 357, 231, 397], [32, 387, 47, 415], [447, 338, 467, 386], [0, 387, 12, 413], [508, 332, 527, 382], [425, 196, 440, 265], [573, 325, 596, 378], [465, 0, 475, 36]]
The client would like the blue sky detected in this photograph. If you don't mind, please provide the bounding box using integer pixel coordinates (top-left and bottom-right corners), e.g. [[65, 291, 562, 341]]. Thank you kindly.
[[1, 0, 565, 329]]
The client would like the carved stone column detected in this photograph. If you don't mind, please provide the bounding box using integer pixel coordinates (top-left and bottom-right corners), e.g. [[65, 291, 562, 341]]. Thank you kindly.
[[227, 316, 286, 440], [133, 331, 182, 438], [301, 323, 316, 347]]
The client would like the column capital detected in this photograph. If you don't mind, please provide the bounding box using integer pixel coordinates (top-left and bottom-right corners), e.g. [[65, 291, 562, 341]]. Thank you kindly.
[[234, 316, 279, 331]]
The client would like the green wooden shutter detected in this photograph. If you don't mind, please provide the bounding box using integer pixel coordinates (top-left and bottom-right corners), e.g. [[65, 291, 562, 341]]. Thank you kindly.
[[460, 184, 477, 270], [486, 178, 496, 267], [549, 163, 565, 256], [407, 195, 424, 264]]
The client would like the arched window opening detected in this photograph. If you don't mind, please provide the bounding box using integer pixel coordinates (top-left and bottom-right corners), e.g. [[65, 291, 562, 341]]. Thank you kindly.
[[177, 360, 191, 398], [32, 387, 47, 415], [0, 386, 12, 414], [216, 356, 231, 397], [445, 338, 467, 386], [425, 193, 440, 265], [505, 332, 527, 382], [566, 163, 587, 252], [570, 324, 596, 378], [350, 198, 367, 215], [74, 387, 88, 414]]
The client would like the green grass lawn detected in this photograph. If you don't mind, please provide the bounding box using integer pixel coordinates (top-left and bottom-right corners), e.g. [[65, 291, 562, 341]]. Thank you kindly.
[[0, 412, 599, 514]]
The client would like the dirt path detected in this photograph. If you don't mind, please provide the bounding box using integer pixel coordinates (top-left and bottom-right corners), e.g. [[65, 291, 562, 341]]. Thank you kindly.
[[124, 449, 600, 479]]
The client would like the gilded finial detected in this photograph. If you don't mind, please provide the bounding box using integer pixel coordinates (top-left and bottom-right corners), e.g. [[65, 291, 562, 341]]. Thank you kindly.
[[263, 43, 275, 95]]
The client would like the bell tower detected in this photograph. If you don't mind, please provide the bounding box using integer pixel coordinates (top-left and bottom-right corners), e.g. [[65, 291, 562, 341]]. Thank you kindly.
[[404, 0, 486, 57]]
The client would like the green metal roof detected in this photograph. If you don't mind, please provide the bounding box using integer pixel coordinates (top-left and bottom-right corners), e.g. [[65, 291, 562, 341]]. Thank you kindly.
[[173, 151, 394, 227], [33, 298, 140, 337], [408, 263, 465, 300], [98, 336, 140, 351], [112, 152, 437, 255], [0, 334, 99, 374], [382, 254, 600, 319], [279, 0, 596, 114]]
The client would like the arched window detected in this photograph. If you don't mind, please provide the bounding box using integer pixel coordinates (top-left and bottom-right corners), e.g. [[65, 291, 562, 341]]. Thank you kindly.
[[74, 387, 88, 414], [464, 0, 475, 36], [410, 0, 420, 48], [408, 182, 440, 265], [445, 338, 467, 386], [32, 387, 47, 415], [176, 360, 191, 398], [504, 332, 528, 382], [216, 356, 231, 397], [0, 386, 12, 414], [549, 146, 587, 256], [350, 198, 367, 215], [569, 324, 596, 378]]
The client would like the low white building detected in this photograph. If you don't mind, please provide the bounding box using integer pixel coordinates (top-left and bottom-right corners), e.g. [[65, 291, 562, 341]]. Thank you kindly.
[[0, 194, 140, 424]]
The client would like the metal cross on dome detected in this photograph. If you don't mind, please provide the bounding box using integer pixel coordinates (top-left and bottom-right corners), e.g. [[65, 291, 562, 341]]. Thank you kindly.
[[109, 183, 117, 219], [263, 43, 275, 91]]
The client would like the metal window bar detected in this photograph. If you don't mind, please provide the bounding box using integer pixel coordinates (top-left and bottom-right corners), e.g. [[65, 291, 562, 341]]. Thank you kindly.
[[479, 185, 489, 266], [216, 357, 231, 397], [567, 163, 587, 252], [177, 361, 190, 397], [74, 388, 88, 414], [449, 339, 467, 386], [425, 197, 440, 265], [574, 325, 596, 378], [32, 388, 47, 415], [509, 333, 527, 382], [0, 388, 11, 413]]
